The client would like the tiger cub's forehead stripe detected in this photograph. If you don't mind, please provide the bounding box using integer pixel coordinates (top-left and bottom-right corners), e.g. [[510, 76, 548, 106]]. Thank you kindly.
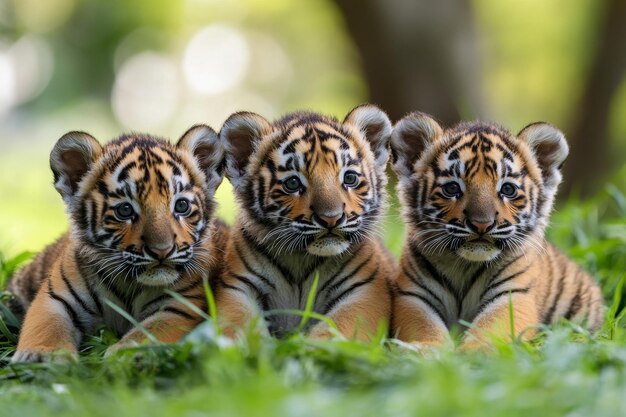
[[100, 146, 193, 202], [434, 129, 528, 183], [265, 124, 357, 179]]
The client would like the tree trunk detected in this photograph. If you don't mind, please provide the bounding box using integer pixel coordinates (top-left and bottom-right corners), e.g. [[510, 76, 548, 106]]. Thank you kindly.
[[333, 0, 484, 126], [562, 0, 626, 197]]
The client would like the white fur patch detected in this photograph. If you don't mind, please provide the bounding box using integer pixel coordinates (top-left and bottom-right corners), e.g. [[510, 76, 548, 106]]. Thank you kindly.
[[306, 237, 350, 257], [136, 266, 180, 286], [456, 242, 501, 262]]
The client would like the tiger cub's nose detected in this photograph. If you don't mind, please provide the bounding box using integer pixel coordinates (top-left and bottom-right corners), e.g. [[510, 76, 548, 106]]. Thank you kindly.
[[145, 243, 174, 260], [466, 218, 496, 234], [313, 212, 346, 229]]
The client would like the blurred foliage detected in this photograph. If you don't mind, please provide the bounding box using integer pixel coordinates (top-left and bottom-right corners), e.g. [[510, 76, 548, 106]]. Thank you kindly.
[[0, 0, 624, 255], [472, 0, 601, 130]]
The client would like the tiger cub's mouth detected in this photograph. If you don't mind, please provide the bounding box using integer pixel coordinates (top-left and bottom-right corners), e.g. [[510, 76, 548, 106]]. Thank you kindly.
[[456, 238, 501, 262], [307, 234, 350, 257], [136, 265, 180, 287]]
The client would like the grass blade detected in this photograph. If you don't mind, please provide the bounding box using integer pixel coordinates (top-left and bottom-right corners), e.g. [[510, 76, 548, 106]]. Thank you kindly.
[[0, 315, 16, 344], [508, 291, 515, 341], [202, 274, 217, 320], [164, 289, 211, 321], [265, 308, 338, 331], [297, 272, 320, 331], [0, 300, 20, 329], [103, 299, 158, 344]]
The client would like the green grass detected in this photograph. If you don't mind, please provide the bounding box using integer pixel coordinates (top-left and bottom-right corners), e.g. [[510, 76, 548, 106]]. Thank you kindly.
[[2, 172, 626, 417]]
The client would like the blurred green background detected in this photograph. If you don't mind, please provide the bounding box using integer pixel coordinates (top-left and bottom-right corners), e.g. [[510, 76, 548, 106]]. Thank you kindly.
[[0, 0, 625, 257]]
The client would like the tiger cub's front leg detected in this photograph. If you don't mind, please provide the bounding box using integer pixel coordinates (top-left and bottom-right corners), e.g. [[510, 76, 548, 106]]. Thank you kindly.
[[460, 292, 539, 351], [393, 293, 450, 350], [214, 278, 265, 339], [106, 284, 208, 355], [13, 276, 89, 363], [106, 309, 202, 355], [309, 263, 392, 342]]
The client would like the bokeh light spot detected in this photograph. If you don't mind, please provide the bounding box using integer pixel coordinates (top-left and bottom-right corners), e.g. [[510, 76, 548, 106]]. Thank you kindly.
[[112, 52, 181, 131], [183, 24, 249, 95]]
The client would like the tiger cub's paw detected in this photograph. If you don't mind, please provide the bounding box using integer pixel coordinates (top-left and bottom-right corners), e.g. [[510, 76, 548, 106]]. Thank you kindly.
[[11, 348, 78, 364], [458, 336, 496, 353], [308, 323, 343, 340], [393, 340, 445, 358], [104, 340, 141, 358]]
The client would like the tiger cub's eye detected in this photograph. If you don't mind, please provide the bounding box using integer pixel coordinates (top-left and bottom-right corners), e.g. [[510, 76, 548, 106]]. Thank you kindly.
[[500, 183, 518, 198], [174, 198, 191, 215], [282, 176, 302, 193], [343, 171, 359, 188], [114, 202, 135, 220], [441, 182, 462, 198]]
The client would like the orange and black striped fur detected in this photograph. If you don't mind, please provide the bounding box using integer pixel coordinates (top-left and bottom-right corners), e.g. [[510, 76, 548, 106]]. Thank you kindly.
[[8, 126, 228, 362], [215, 105, 396, 340], [390, 114, 604, 350]]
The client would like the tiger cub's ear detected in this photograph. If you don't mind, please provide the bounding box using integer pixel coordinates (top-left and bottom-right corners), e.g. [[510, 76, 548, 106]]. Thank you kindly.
[[517, 122, 569, 193], [343, 104, 392, 169], [177, 124, 225, 193], [390, 112, 443, 178], [50, 131, 103, 204], [220, 112, 272, 189]]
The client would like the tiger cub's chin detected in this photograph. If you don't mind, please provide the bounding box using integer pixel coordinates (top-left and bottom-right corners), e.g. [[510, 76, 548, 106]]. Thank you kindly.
[[456, 242, 501, 262], [136, 267, 180, 287], [306, 237, 350, 257]]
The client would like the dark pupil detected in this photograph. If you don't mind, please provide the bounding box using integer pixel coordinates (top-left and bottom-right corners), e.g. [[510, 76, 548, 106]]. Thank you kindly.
[[443, 183, 460, 196], [345, 173, 357, 185], [284, 177, 301, 191], [116, 203, 133, 218], [175, 199, 189, 213], [502, 184, 515, 196]]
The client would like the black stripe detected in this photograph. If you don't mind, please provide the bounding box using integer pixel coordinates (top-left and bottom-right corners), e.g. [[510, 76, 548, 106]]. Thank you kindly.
[[175, 280, 201, 295], [401, 265, 445, 310], [458, 264, 488, 313], [230, 273, 266, 298], [461, 264, 488, 296], [60, 263, 97, 316], [142, 294, 172, 312], [247, 227, 325, 284], [241, 228, 294, 282], [410, 243, 457, 297], [480, 268, 529, 300], [544, 270, 566, 324], [180, 294, 207, 302], [47, 279, 86, 334], [219, 279, 246, 294], [540, 252, 557, 321], [320, 256, 370, 296], [235, 242, 276, 290], [104, 280, 132, 313], [477, 287, 530, 315], [76, 253, 104, 316], [323, 266, 378, 314], [564, 276, 583, 320], [397, 289, 447, 324], [318, 256, 354, 294], [162, 306, 196, 320]]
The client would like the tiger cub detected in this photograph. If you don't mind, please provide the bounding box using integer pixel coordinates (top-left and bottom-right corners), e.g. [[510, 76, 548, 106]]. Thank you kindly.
[[390, 113, 604, 350], [8, 126, 228, 362], [215, 105, 396, 340]]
